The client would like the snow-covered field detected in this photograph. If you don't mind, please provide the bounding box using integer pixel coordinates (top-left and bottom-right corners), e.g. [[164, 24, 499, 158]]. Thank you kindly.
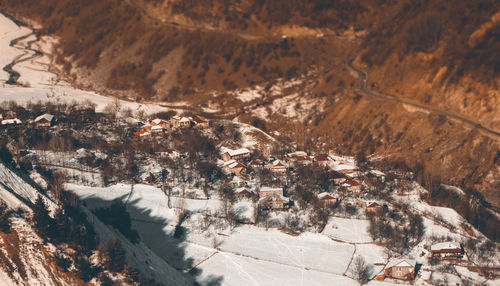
[[197, 251, 359, 286], [67, 183, 364, 285], [322, 217, 372, 243], [64, 170, 500, 286]]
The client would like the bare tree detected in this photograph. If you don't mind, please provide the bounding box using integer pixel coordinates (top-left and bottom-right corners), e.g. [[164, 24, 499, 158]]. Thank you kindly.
[[350, 255, 372, 283], [221, 200, 237, 229], [51, 170, 67, 203]]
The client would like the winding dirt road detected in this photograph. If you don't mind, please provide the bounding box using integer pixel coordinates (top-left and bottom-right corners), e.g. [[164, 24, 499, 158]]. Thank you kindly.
[[346, 58, 500, 140], [123, 0, 338, 41]]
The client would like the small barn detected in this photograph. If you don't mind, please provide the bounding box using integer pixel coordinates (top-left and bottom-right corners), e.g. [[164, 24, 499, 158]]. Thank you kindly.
[[34, 113, 55, 127], [221, 147, 250, 161]]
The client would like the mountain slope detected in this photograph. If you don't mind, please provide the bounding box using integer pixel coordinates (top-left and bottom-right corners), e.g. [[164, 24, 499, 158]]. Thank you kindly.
[[0, 161, 192, 285]]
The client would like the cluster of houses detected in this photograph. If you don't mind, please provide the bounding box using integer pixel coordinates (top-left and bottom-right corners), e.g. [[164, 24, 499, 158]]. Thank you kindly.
[[376, 241, 464, 281], [218, 147, 372, 210], [132, 115, 209, 137], [1, 113, 55, 127]]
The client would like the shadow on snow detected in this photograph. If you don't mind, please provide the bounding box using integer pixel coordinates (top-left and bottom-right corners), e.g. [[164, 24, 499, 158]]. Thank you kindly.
[[80, 193, 223, 286]]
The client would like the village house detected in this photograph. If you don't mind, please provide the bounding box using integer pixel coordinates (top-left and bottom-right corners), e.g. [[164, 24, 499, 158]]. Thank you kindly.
[[259, 193, 290, 210], [179, 117, 192, 128], [222, 160, 246, 176], [265, 159, 287, 173], [34, 113, 55, 127], [145, 125, 165, 136], [133, 130, 151, 137], [383, 259, 416, 280], [192, 115, 209, 128], [125, 117, 145, 127], [1, 118, 22, 125], [430, 242, 463, 259], [285, 151, 312, 167], [151, 118, 170, 129], [234, 187, 254, 199], [259, 186, 283, 198], [313, 154, 332, 167], [342, 180, 362, 193], [317, 192, 338, 206], [249, 159, 263, 169], [364, 201, 382, 215], [170, 115, 181, 127], [221, 147, 250, 161], [334, 161, 358, 177], [329, 170, 348, 184], [369, 169, 386, 182]]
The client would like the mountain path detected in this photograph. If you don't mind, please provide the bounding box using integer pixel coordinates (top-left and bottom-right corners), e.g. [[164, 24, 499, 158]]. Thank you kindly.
[[346, 58, 500, 140]]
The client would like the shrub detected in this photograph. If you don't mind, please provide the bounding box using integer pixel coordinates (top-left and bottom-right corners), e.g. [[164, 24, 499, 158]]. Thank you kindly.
[[98, 238, 126, 272]]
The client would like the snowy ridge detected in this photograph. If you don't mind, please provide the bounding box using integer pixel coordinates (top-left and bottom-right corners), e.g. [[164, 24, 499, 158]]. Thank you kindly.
[[0, 162, 56, 212], [0, 218, 80, 286]]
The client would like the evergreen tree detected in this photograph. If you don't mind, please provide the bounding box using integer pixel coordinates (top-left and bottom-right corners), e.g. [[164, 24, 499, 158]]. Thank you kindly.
[[0, 200, 11, 233], [53, 207, 69, 243], [32, 195, 54, 240], [0, 144, 13, 165]]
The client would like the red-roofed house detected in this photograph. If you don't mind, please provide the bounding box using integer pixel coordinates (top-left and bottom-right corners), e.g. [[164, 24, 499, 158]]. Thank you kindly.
[[318, 192, 338, 205], [365, 201, 382, 215], [249, 160, 263, 169], [343, 180, 362, 193], [151, 118, 170, 129], [223, 160, 246, 176], [235, 188, 254, 199], [285, 151, 312, 167], [265, 159, 287, 173], [134, 130, 151, 137], [431, 242, 463, 259], [314, 154, 332, 167], [259, 193, 289, 210]]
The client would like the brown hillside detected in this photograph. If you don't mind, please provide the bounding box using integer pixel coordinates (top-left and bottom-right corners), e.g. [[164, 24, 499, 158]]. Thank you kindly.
[[0, 0, 361, 102], [360, 0, 500, 130]]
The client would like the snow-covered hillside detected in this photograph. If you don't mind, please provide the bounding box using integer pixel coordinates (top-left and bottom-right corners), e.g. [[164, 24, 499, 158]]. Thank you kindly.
[[0, 217, 84, 286], [0, 161, 56, 212], [0, 13, 168, 115]]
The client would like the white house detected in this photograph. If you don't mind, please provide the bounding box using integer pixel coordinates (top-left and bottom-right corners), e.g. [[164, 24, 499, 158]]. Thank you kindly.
[[1, 118, 22, 125]]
